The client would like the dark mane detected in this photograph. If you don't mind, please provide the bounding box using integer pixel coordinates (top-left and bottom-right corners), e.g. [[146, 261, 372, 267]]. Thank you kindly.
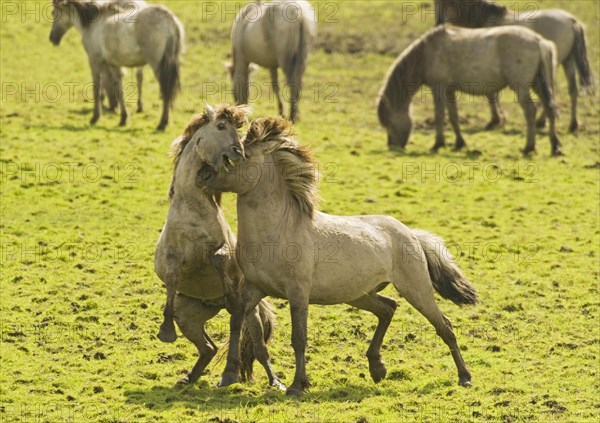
[[59, 0, 121, 28], [435, 0, 508, 27], [169, 104, 250, 200], [245, 117, 319, 219], [377, 26, 445, 127]]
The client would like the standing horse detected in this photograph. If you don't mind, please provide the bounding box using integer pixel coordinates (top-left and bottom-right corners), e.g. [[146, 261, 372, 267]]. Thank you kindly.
[[155, 104, 281, 387], [435, 0, 595, 132], [49, 0, 183, 130], [227, 0, 317, 122], [377, 25, 562, 156], [197, 116, 477, 396]]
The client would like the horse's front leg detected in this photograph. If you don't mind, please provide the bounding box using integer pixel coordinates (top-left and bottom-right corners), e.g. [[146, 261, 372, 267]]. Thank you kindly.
[[136, 67, 144, 113], [157, 267, 178, 342], [286, 292, 311, 396], [90, 65, 102, 126], [210, 248, 244, 386], [485, 92, 505, 130], [431, 87, 446, 152], [516, 87, 537, 155]]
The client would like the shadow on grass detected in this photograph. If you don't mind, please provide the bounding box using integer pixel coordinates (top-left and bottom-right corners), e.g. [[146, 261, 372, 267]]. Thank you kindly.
[[123, 381, 395, 412], [27, 122, 145, 135]]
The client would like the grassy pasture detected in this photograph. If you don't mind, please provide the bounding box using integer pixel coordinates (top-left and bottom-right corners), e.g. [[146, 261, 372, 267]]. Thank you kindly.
[[1, 0, 599, 422]]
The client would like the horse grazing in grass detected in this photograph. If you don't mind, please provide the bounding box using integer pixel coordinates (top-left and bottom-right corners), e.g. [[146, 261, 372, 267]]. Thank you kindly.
[[197, 116, 477, 396], [154, 104, 280, 387], [49, 0, 183, 130], [377, 25, 562, 156], [435, 0, 595, 133], [227, 0, 317, 122]]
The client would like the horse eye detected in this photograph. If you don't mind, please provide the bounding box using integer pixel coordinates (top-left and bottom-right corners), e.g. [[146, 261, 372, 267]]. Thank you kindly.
[[217, 122, 225, 130]]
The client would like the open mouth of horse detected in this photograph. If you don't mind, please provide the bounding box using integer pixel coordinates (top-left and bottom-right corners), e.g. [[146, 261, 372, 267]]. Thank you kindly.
[[197, 164, 217, 184], [222, 155, 236, 173]]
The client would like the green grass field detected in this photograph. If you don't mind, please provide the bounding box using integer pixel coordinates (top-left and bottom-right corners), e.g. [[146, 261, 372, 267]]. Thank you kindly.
[[1, 0, 599, 421]]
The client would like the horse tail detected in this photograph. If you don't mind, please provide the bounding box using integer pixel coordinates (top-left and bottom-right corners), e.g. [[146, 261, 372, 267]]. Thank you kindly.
[[535, 39, 558, 121], [240, 299, 275, 381], [413, 229, 478, 306], [284, 2, 316, 84], [158, 13, 184, 108], [571, 20, 595, 94]]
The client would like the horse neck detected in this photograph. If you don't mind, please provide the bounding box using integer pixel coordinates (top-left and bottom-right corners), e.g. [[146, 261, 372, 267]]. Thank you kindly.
[[236, 154, 305, 242], [173, 147, 217, 214]]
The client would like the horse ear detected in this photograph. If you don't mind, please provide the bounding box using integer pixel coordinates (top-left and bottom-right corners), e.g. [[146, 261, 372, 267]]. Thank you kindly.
[[205, 104, 216, 121]]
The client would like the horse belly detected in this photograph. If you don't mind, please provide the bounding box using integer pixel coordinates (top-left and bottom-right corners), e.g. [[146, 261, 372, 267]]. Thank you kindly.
[[103, 23, 145, 67], [241, 24, 278, 68], [176, 264, 225, 301]]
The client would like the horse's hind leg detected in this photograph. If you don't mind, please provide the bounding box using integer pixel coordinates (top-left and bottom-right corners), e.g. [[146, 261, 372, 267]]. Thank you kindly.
[[431, 91, 446, 152], [282, 65, 303, 123], [564, 57, 579, 133], [347, 293, 397, 383], [173, 293, 220, 385], [446, 89, 466, 150], [395, 279, 471, 386], [485, 92, 505, 130], [515, 87, 537, 155], [136, 67, 144, 113], [269, 68, 284, 116], [89, 65, 103, 126], [107, 66, 128, 126], [158, 266, 178, 343]]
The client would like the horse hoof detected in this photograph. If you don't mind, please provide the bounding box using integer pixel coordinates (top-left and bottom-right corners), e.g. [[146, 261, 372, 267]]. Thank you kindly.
[[521, 148, 535, 157], [369, 363, 387, 383], [218, 373, 240, 387], [157, 328, 177, 343], [156, 122, 167, 131], [118, 120, 127, 127], [176, 375, 194, 386], [552, 149, 564, 157], [459, 378, 472, 387], [484, 121, 500, 131], [270, 379, 287, 391], [137, 105, 143, 113], [285, 386, 305, 396], [90, 117, 99, 126], [568, 121, 578, 133]]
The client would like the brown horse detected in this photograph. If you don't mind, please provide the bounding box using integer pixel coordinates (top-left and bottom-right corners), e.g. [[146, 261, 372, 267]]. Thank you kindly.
[[435, 0, 594, 132]]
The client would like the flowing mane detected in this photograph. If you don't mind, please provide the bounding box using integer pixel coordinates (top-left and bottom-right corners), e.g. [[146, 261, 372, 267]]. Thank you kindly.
[[56, 0, 122, 27], [244, 117, 319, 219], [169, 104, 250, 199], [377, 26, 446, 126]]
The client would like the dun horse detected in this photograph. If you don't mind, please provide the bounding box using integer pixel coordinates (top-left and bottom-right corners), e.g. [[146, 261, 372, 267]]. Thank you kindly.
[[154, 104, 280, 386], [227, 0, 317, 122], [377, 25, 562, 156], [49, 0, 183, 130], [197, 116, 477, 396], [435, 0, 594, 132]]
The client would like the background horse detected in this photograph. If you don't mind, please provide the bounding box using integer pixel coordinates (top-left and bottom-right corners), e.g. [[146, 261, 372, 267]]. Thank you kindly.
[[377, 25, 562, 156], [197, 116, 477, 396], [154, 104, 279, 386], [435, 0, 594, 132], [228, 0, 317, 122], [49, 0, 183, 130]]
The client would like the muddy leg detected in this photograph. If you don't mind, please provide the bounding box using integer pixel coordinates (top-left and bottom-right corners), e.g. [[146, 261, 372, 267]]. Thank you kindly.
[[347, 294, 397, 383], [173, 294, 220, 385]]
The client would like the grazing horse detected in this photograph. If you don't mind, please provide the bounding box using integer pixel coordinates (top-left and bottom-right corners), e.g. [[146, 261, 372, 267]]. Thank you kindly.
[[377, 25, 562, 156], [435, 0, 595, 132], [228, 0, 317, 122], [197, 116, 477, 396], [49, 0, 184, 130], [154, 104, 280, 387]]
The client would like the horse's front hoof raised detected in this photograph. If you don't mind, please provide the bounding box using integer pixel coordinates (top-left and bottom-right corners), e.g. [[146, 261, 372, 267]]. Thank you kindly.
[[368, 362, 387, 383], [157, 324, 177, 343], [218, 373, 240, 387]]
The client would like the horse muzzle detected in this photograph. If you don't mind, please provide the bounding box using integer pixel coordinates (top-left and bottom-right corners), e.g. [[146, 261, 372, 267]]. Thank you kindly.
[[222, 146, 245, 173], [49, 29, 64, 46]]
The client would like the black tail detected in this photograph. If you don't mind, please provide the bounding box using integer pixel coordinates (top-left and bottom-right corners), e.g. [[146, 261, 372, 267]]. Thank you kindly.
[[414, 229, 478, 306], [240, 299, 275, 381], [158, 29, 181, 108], [572, 21, 595, 93], [534, 39, 558, 121]]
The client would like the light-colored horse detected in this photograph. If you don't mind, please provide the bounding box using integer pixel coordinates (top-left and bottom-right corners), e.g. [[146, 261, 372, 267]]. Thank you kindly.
[[435, 0, 595, 132], [197, 116, 477, 396], [228, 0, 317, 122], [154, 104, 280, 387], [377, 25, 562, 156], [49, 0, 184, 130]]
